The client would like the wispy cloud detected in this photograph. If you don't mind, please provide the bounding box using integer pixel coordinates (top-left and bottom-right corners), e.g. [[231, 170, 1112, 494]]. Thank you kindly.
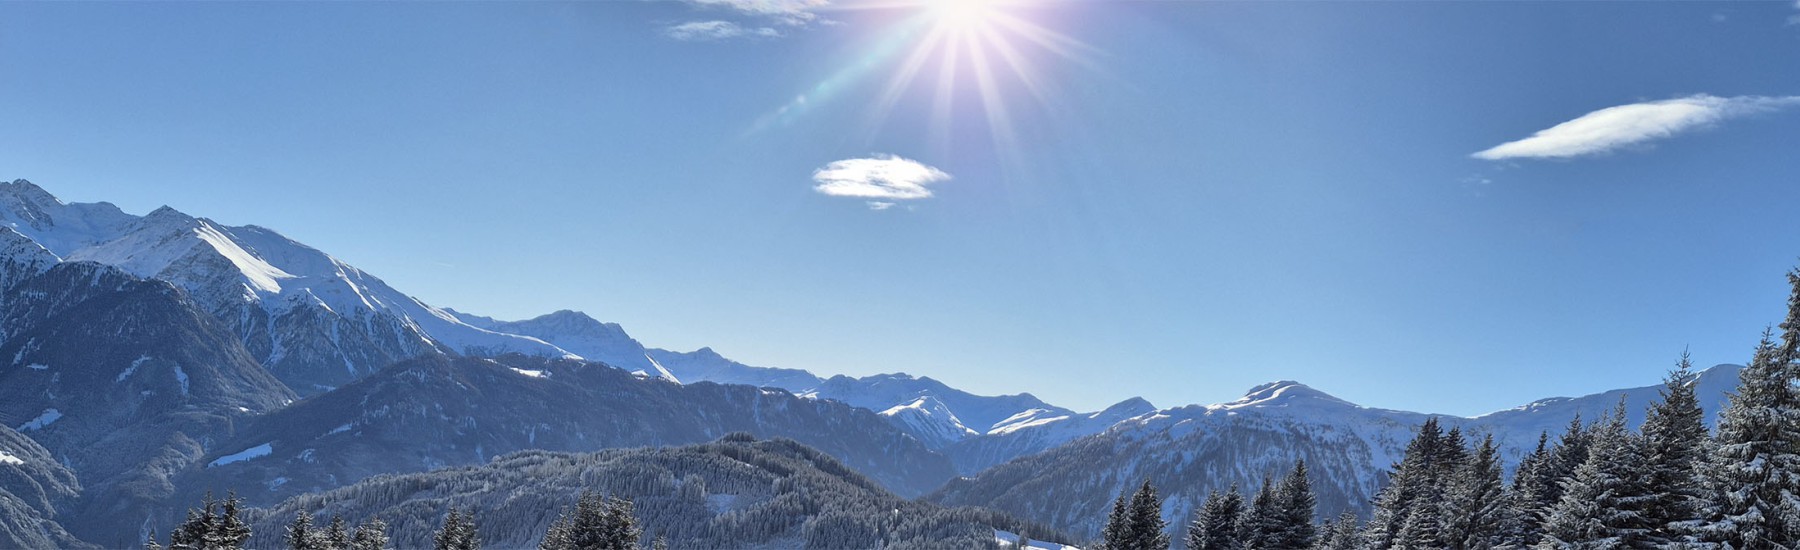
[[812, 155, 950, 209], [690, 0, 829, 26], [1789, 0, 1800, 25], [1472, 94, 1800, 161], [664, 0, 828, 41], [664, 20, 780, 41]]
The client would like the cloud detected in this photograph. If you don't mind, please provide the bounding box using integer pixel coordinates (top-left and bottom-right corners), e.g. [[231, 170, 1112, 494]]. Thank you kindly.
[[1472, 94, 1800, 161], [664, 20, 781, 41], [689, 0, 829, 26], [812, 155, 951, 208]]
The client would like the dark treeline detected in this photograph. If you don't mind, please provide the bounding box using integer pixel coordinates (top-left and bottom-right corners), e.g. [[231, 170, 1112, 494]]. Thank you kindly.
[[152, 435, 1068, 549], [1104, 269, 1800, 549]]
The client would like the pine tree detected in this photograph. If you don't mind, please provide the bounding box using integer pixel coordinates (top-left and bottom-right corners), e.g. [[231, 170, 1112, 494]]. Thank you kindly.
[[1364, 417, 1446, 549], [1239, 476, 1280, 549], [1537, 401, 1653, 549], [286, 512, 327, 550], [350, 518, 388, 550], [146, 530, 165, 550], [1319, 511, 1361, 550], [1639, 351, 1711, 544], [1507, 432, 1556, 544], [1442, 434, 1508, 550], [434, 507, 480, 550], [1104, 491, 1131, 549], [1699, 327, 1800, 547], [1273, 460, 1318, 548], [1185, 485, 1244, 550], [1104, 480, 1170, 550], [542, 492, 641, 550], [324, 516, 351, 550]]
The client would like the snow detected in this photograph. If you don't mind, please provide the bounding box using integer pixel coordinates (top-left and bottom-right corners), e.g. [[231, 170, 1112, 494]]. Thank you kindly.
[[327, 423, 353, 435], [17, 409, 62, 431], [509, 368, 547, 378], [0, 450, 21, 465], [25, 363, 46, 370], [191, 222, 292, 294], [207, 443, 273, 468], [994, 529, 1078, 550], [173, 365, 189, 395], [117, 355, 150, 383]]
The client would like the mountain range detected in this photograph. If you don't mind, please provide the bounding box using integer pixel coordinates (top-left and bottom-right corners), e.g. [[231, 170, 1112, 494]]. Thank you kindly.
[[0, 179, 1761, 547]]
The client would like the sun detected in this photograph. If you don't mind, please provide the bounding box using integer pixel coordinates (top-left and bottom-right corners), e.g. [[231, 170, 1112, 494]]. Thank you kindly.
[[927, 0, 1003, 30]]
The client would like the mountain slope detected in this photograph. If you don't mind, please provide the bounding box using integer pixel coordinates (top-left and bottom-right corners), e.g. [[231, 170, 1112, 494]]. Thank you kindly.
[[0, 180, 575, 394], [0, 425, 92, 550], [0, 259, 298, 547], [452, 309, 678, 381], [174, 354, 960, 530], [932, 365, 1742, 540], [242, 437, 1069, 550]]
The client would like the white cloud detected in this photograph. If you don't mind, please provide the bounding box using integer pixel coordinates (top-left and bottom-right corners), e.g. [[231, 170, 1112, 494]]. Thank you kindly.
[[1472, 94, 1800, 161], [664, 20, 781, 41], [812, 155, 951, 207], [689, 0, 829, 26]]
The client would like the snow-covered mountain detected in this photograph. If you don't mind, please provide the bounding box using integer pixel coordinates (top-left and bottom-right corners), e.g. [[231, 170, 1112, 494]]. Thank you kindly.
[[0, 180, 575, 394], [932, 365, 1742, 541], [449, 308, 678, 381]]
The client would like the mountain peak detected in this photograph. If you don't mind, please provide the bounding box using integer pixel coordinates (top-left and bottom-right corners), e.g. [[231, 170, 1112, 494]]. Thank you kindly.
[[1098, 396, 1157, 417], [1216, 380, 1353, 410], [1, 179, 59, 205]]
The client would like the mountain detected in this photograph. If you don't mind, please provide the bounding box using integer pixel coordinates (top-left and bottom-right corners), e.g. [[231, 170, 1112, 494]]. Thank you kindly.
[[451, 309, 678, 381], [931, 365, 1742, 541], [647, 346, 824, 390], [944, 396, 1159, 475], [0, 425, 92, 549], [0, 256, 298, 546], [240, 436, 1071, 549], [0, 179, 575, 394], [172, 353, 960, 535]]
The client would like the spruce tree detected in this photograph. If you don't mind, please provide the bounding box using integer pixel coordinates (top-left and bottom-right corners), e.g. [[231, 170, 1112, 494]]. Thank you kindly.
[[1185, 485, 1243, 550], [1442, 434, 1508, 550], [1273, 459, 1318, 548], [541, 491, 641, 550], [1699, 328, 1800, 547], [286, 513, 326, 550], [1537, 401, 1653, 549], [1239, 476, 1280, 549], [434, 507, 480, 550], [1639, 351, 1711, 544], [324, 516, 351, 550], [1507, 432, 1556, 544], [1104, 480, 1170, 550], [1320, 511, 1361, 550], [350, 518, 388, 550], [1364, 417, 1446, 549]]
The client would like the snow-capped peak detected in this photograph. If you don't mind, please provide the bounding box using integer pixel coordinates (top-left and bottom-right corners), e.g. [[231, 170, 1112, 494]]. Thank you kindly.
[[881, 395, 979, 447], [1212, 380, 1354, 411]]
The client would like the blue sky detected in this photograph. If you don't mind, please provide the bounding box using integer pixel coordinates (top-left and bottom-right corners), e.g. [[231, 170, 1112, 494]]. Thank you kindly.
[[3, 0, 1799, 415]]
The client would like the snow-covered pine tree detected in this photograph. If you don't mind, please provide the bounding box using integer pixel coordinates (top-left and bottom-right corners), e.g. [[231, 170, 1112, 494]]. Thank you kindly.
[[1537, 400, 1653, 549], [1273, 460, 1319, 548], [1106, 480, 1170, 550], [1240, 476, 1281, 549], [324, 516, 350, 550], [1104, 491, 1132, 549], [1507, 432, 1556, 544], [349, 518, 387, 550], [434, 507, 480, 550], [1319, 511, 1361, 550], [285, 513, 326, 550], [1639, 351, 1712, 544], [1364, 417, 1446, 549], [1699, 327, 1800, 548], [1442, 434, 1508, 550], [1185, 485, 1244, 550]]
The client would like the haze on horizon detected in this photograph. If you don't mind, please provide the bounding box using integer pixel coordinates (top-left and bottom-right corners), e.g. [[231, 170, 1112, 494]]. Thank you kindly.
[[2, 0, 1799, 416]]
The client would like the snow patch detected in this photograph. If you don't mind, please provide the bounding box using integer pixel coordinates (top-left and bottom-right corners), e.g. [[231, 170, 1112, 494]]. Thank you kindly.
[[25, 363, 47, 371], [327, 423, 353, 435], [207, 443, 273, 468], [173, 365, 189, 395], [0, 450, 21, 465], [17, 409, 61, 431], [509, 368, 547, 378], [191, 223, 293, 294], [117, 355, 151, 383], [994, 529, 1078, 550]]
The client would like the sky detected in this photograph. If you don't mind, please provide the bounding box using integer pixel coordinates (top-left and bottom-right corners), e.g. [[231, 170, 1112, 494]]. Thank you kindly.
[[3, 0, 1800, 416]]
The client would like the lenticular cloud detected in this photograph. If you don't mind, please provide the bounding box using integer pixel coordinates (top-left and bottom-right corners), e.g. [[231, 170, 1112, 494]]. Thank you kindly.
[[1472, 94, 1800, 161]]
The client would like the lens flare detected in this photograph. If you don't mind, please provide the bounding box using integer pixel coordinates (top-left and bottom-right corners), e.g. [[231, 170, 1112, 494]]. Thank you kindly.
[[753, 0, 1094, 166]]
